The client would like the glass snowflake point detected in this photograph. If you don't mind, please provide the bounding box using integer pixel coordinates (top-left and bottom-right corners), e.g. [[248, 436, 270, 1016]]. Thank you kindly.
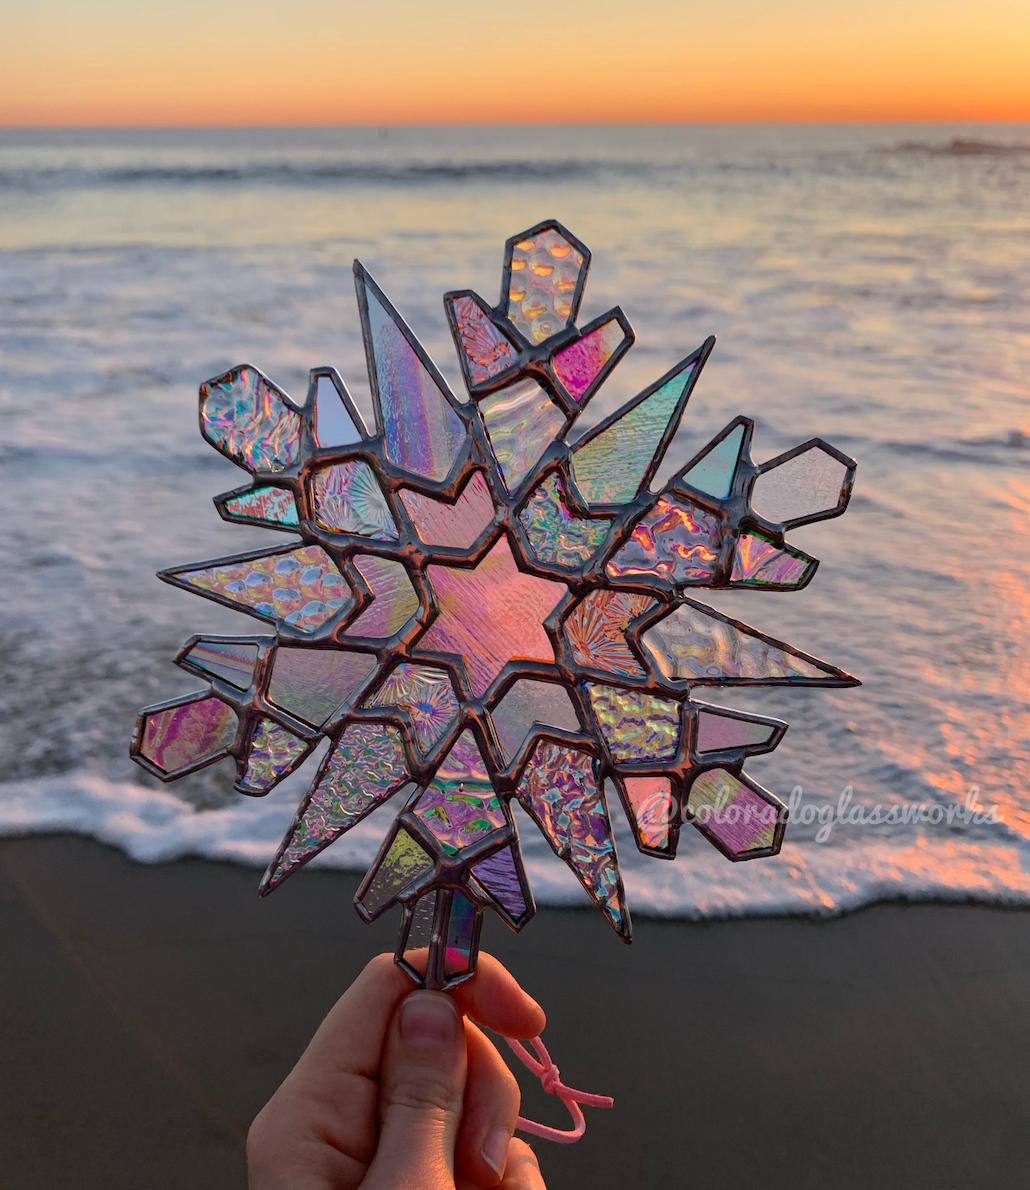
[[131, 220, 859, 990]]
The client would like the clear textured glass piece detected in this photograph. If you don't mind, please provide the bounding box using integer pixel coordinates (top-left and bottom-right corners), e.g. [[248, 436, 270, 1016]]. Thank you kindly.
[[679, 425, 745, 498], [444, 891, 479, 977], [695, 708, 777, 753], [518, 474, 612, 571], [571, 360, 696, 506], [366, 663, 459, 753], [139, 696, 237, 775], [447, 293, 518, 386], [182, 640, 258, 689], [344, 556, 420, 639], [363, 277, 465, 482], [586, 683, 681, 764], [471, 846, 530, 923], [606, 495, 721, 583], [506, 227, 586, 343], [400, 471, 494, 550], [491, 679, 580, 763], [420, 538, 567, 697], [311, 460, 398, 539], [480, 379, 565, 495], [174, 546, 352, 634], [622, 776, 674, 850], [552, 317, 627, 402], [751, 445, 850, 526], [401, 890, 438, 976], [687, 769, 779, 857], [265, 723, 409, 890], [223, 487, 299, 527], [414, 783, 505, 856], [200, 366, 301, 473], [314, 374, 362, 448], [516, 740, 625, 934], [641, 603, 836, 682], [238, 718, 309, 793], [268, 646, 377, 726], [563, 589, 655, 677], [361, 829, 436, 916], [731, 531, 814, 587]]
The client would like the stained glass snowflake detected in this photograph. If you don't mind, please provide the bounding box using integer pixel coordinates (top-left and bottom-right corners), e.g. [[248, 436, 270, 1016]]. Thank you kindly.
[[132, 221, 859, 989]]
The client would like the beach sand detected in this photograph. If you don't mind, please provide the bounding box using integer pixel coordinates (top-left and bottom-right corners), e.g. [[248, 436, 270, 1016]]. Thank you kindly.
[[2, 835, 1029, 1189]]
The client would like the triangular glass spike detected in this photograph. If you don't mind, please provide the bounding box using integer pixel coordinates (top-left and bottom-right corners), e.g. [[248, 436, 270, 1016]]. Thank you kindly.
[[261, 723, 410, 892], [446, 292, 520, 389], [694, 704, 783, 756], [491, 679, 580, 763], [268, 646, 377, 727], [686, 769, 785, 860], [357, 265, 466, 483], [135, 693, 237, 779], [479, 378, 565, 495], [357, 827, 436, 919], [552, 313, 629, 403], [236, 718, 310, 795], [200, 365, 301, 473], [221, 486, 299, 528], [162, 545, 353, 635], [470, 845, 533, 928], [620, 775, 675, 853], [731, 531, 816, 589], [518, 473, 612, 571], [570, 342, 712, 507], [313, 373, 364, 448], [516, 740, 628, 937], [181, 639, 258, 689], [641, 599, 860, 686], [585, 683, 681, 764], [678, 424, 745, 498], [366, 663, 460, 754], [343, 555, 420, 640], [505, 222, 589, 343], [400, 471, 495, 550], [310, 460, 398, 539]]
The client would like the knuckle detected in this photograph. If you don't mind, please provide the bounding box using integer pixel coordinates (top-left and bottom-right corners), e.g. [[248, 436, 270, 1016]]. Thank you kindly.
[[387, 1071, 464, 1116]]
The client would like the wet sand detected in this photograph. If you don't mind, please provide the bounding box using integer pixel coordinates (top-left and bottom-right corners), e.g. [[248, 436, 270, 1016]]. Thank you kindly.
[[2, 834, 1030, 1189]]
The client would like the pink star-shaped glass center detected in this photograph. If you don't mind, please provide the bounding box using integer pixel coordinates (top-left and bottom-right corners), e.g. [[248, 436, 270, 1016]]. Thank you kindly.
[[416, 536, 568, 697]]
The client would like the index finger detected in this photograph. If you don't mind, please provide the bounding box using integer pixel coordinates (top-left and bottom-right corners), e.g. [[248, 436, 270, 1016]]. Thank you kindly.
[[452, 952, 546, 1040]]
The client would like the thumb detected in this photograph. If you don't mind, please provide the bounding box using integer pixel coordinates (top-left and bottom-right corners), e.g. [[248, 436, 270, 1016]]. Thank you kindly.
[[364, 990, 467, 1190]]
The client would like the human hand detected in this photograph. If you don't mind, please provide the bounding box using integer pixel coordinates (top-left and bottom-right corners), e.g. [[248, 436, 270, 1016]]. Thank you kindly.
[[247, 951, 548, 1190]]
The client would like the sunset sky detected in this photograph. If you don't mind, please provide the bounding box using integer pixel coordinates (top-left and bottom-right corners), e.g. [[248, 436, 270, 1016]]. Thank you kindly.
[[2, 0, 1029, 125]]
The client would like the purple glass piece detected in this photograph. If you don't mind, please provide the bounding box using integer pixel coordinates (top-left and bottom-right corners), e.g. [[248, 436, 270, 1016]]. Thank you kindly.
[[200, 366, 300, 472], [695, 709, 776, 753], [139, 696, 237, 775], [363, 278, 465, 482], [414, 783, 505, 856], [182, 640, 257, 689], [732, 531, 814, 588], [268, 647, 377, 726], [314, 374, 363, 448], [516, 740, 625, 934], [606, 496, 721, 584], [563, 589, 655, 677], [238, 718, 309, 794], [687, 769, 779, 857], [552, 317, 627, 402], [436, 729, 491, 783], [471, 846, 529, 922], [447, 293, 518, 386]]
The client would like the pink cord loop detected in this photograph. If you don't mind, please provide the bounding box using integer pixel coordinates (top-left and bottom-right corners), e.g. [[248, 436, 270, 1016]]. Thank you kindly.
[[502, 1035, 614, 1144]]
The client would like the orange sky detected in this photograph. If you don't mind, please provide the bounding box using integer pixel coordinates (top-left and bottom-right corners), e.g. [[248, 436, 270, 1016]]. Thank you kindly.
[[2, 0, 1029, 125]]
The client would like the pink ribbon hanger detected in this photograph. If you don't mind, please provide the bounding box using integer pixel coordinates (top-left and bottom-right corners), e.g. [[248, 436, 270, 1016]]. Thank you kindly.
[[502, 1035, 614, 1144]]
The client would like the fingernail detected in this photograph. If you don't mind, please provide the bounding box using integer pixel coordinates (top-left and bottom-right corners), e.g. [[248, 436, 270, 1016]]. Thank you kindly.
[[482, 1126, 510, 1177], [400, 992, 459, 1048]]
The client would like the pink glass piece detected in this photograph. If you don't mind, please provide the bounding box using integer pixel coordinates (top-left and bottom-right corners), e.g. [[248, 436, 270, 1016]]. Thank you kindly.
[[223, 486, 298, 527], [552, 317, 627, 402], [447, 293, 519, 386], [314, 374, 363, 448], [419, 537, 567, 697], [268, 647, 377, 726], [641, 603, 836, 683], [507, 228, 586, 343], [563, 589, 655, 677], [516, 741, 625, 935], [200, 366, 301, 472], [518, 473, 612, 570], [696, 709, 776, 753], [751, 445, 850, 526], [414, 783, 505, 855], [606, 496, 721, 584], [175, 546, 352, 634], [443, 891, 478, 977], [471, 846, 530, 923], [585, 684, 681, 764], [366, 664, 459, 753], [264, 723, 410, 891], [344, 555, 420, 639], [140, 696, 237, 775], [400, 471, 495, 550], [436, 729, 491, 783], [238, 718, 309, 794], [687, 769, 780, 857], [731, 532, 814, 588], [311, 461, 398, 539], [362, 276, 466, 483], [623, 776, 674, 850], [182, 640, 257, 688], [491, 679, 580, 763], [480, 379, 566, 495]]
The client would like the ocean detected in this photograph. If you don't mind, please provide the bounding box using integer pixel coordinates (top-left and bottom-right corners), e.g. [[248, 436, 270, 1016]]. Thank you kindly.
[[2, 123, 1029, 921]]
